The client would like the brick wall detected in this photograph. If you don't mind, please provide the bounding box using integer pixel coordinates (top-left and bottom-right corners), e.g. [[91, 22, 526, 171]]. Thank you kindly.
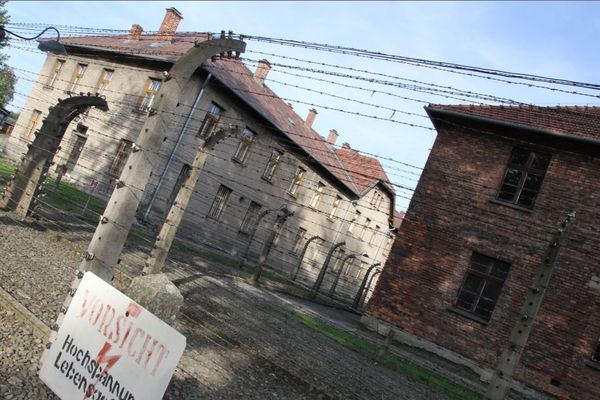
[[365, 121, 600, 399]]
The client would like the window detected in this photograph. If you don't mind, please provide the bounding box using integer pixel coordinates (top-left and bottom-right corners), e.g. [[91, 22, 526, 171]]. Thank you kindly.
[[46, 59, 65, 88], [65, 124, 88, 172], [329, 196, 342, 219], [360, 218, 371, 241], [24, 109, 42, 139], [69, 63, 88, 93], [263, 149, 283, 181], [288, 166, 306, 196], [198, 102, 223, 138], [498, 147, 551, 209], [292, 228, 307, 255], [137, 78, 161, 111], [344, 256, 356, 276], [309, 182, 325, 209], [455, 252, 510, 322], [232, 128, 254, 163], [371, 191, 384, 210], [240, 201, 261, 233], [108, 139, 133, 177], [167, 164, 191, 209], [357, 261, 369, 280], [369, 225, 380, 246], [208, 185, 232, 220], [95, 69, 114, 95], [332, 249, 346, 273], [348, 210, 361, 234]]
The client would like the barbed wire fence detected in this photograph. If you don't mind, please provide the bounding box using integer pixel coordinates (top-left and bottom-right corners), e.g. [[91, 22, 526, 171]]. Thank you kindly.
[[1, 26, 599, 399]]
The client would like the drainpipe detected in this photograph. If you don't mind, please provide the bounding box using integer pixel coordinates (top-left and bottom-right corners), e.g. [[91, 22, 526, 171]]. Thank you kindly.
[[142, 72, 213, 222]]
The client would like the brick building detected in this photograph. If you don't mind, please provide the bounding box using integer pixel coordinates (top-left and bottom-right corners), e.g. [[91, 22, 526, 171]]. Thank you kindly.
[[362, 104, 600, 399], [6, 8, 397, 305]]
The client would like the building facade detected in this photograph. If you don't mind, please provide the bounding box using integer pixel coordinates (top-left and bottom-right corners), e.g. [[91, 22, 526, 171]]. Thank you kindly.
[[363, 104, 600, 399], [6, 8, 397, 305]]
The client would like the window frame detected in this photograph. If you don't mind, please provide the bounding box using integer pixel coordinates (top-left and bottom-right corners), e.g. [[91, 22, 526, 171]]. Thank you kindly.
[[329, 195, 342, 220], [309, 182, 325, 209], [239, 201, 262, 234], [208, 185, 232, 221], [46, 59, 65, 88], [292, 227, 307, 255], [197, 102, 223, 138], [360, 218, 371, 241], [288, 166, 306, 196], [136, 78, 162, 111], [69, 63, 88, 93], [65, 124, 88, 172], [496, 147, 551, 209], [453, 252, 510, 323], [262, 148, 283, 182], [232, 127, 255, 164], [95, 68, 114, 95], [25, 109, 42, 139], [108, 139, 133, 177]]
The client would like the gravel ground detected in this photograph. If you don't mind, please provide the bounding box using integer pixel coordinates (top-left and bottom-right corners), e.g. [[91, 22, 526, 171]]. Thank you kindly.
[[0, 208, 455, 399]]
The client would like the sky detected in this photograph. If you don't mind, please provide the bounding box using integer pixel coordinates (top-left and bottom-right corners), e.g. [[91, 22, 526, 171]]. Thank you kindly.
[[4, 1, 600, 211]]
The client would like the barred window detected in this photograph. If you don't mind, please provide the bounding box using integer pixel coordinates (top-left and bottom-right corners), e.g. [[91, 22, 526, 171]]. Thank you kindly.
[[208, 185, 232, 220], [108, 139, 133, 177], [288, 166, 306, 196], [233, 128, 254, 163], [198, 102, 223, 138], [498, 147, 551, 209], [455, 252, 510, 322], [69, 63, 88, 93], [263, 149, 283, 181], [137, 78, 161, 111]]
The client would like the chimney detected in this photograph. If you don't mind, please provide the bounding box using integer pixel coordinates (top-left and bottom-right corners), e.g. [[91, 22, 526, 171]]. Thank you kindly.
[[342, 142, 351, 149], [327, 129, 338, 145], [305, 108, 318, 128], [128, 24, 143, 40], [158, 7, 183, 41], [254, 59, 271, 86]]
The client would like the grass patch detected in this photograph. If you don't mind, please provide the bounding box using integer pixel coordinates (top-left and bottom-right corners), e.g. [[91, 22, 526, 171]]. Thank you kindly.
[[273, 307, 481, 400], [173, 240, 240, 269], [0, 159, 107, 221]]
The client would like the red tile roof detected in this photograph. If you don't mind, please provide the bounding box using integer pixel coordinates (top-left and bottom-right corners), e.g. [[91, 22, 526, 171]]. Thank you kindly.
[[334, 146, 392, 194], [428, 104, 600, 142], [59, 33, 391, 198]]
